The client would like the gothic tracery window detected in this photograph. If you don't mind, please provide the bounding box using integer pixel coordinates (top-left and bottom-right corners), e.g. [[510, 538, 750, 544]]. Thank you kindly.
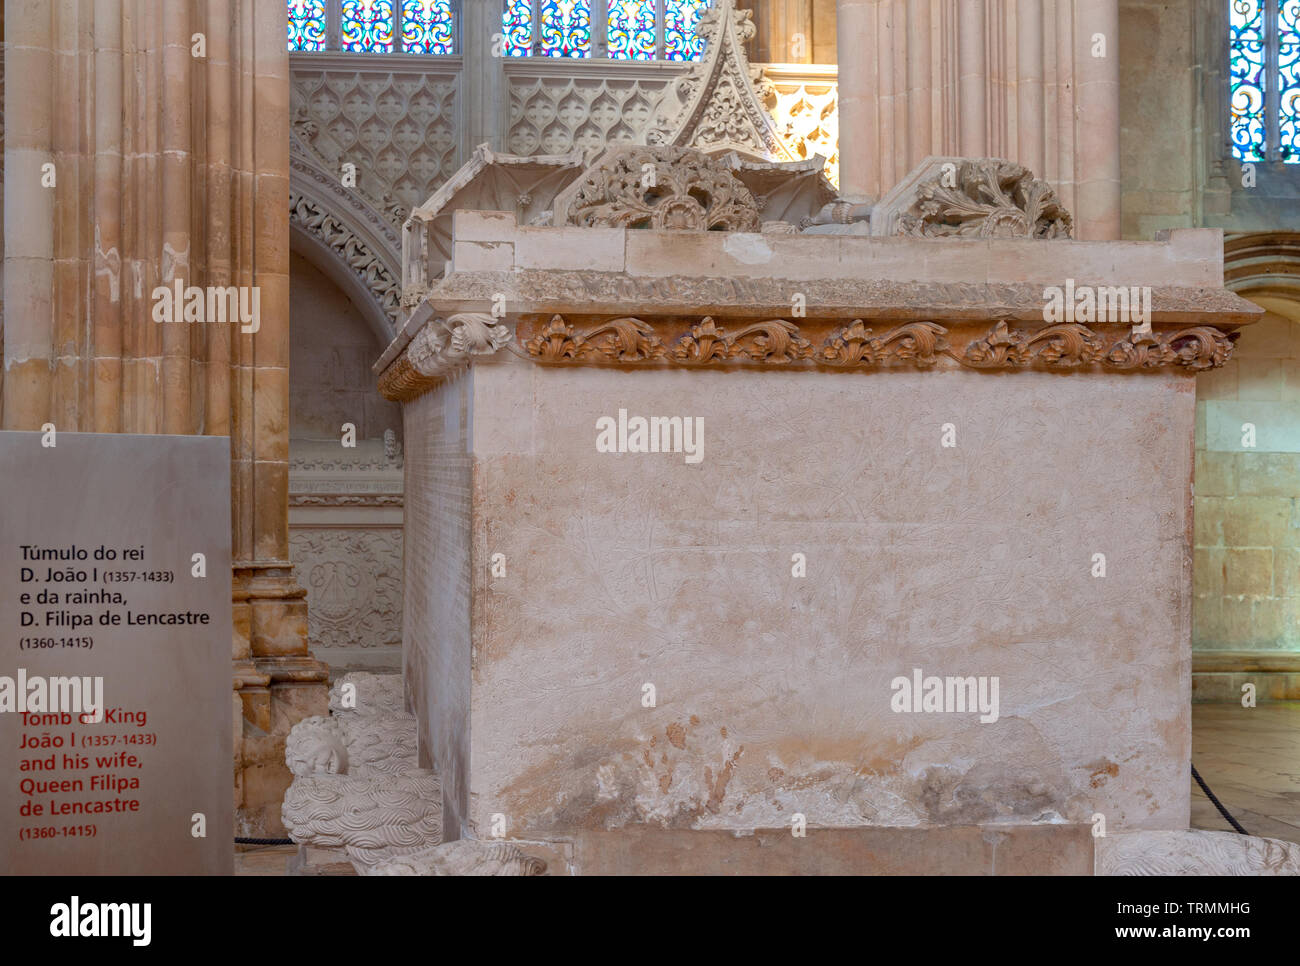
[[1230, 0, 1300, 162]]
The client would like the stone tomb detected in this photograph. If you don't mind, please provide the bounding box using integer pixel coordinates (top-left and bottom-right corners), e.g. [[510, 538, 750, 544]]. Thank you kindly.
[[377, 151, 1260, 874], [0, 433, 233, 875]]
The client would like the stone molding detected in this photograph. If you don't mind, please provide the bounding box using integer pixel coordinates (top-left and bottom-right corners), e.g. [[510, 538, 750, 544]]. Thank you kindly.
[[402, 268, 1258, 327], [377, 310, 513, 401], [518, 315, 1235, 373], [289, 188, 404, 332], [1097, 829, 1300, 875]]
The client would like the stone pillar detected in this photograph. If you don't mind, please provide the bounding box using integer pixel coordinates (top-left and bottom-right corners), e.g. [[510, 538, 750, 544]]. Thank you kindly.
[[835, 0, 876, 201], [1, 0, 327, 836], [1072, 0, 1120, 240], [831, 0, 1120, 237], [461, 0, 508, 152]]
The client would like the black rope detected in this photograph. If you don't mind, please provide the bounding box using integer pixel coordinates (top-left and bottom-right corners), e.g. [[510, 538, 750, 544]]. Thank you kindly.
[[235, 836, 295, 845], [1191, 763, 1248, 835]]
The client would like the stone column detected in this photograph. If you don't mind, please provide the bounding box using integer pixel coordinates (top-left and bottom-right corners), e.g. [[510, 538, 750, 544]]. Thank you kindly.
[[1, 0, 327, 836], [1072, 0, 1121, 240], [461, 0, 508, 152], [835, 0, 876, 201], [832, 0, 1119, 236]]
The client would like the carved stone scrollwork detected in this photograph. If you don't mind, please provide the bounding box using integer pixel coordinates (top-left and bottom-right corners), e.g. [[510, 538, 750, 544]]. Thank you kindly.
[[1104, 326, 1234, 371], [558, 145, 761, 232], [962, 321, 1104, 368], [282, 673, 442, 874], [370, 840, 548, 876], [821, 321, 950, 367], [523, 315, 667, 362], [897, 159, 1074, 239], [517, 315, 1236, 373], [671, 317, 813, 364]]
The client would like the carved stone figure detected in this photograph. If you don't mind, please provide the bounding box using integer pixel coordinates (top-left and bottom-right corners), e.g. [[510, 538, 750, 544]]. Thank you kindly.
[[282, 673, 441, 873]]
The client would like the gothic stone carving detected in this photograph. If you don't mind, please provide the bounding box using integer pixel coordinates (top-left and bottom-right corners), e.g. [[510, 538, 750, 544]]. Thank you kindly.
[[518, 316, 1235, 373], [555, 145, 761, 231], [378, 312, 513, 401], [645, 0, 796, 163], [290, 64, 459, 228], [290, 191, 403, 327], [894, 159, 1074, 239], [289, 530, 402, 649]]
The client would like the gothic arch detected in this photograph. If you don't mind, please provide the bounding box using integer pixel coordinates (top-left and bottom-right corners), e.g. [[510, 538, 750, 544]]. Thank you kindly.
[[289, 136, 404, 345]]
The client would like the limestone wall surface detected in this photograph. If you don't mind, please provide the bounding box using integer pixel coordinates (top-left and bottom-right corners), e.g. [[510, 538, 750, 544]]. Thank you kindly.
[[461, 358, 1195, 837], [403, 372, 474, 837]]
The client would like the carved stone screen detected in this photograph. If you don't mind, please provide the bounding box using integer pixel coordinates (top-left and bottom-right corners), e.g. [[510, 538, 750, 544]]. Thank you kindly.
[[0, 433, 233, 875]]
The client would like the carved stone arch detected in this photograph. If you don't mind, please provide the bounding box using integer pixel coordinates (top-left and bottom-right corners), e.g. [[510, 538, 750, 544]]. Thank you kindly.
[[1224, 232, 1300, 301], [290, 136, 404, 343], [290, 222, 393, 348]]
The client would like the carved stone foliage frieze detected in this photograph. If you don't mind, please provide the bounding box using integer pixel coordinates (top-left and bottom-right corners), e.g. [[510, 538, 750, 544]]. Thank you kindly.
[[896, 159, 1074, 239], [288, 529, 403, 649], [557, 145, 761, 231], [518, 315, 1235, 372], [289, 190, 403, 328]]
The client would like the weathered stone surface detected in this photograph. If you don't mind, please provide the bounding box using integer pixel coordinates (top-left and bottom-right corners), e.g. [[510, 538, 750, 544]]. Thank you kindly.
[[1097, 829, 1300, 875], [368, 839, 548, 876]]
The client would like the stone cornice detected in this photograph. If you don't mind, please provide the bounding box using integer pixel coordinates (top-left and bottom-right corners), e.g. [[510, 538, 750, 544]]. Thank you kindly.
[[395, 269, 1262, 327]]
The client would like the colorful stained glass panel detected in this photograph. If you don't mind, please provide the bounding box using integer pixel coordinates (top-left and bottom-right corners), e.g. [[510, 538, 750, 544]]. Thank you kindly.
[[664, 0, 709, 61], [1280, 0, 1300, 161], [342, 0, 395, 52], [540, 0, 592, 57], [1230, 0, 1267, 161], [503, 0, 533, 56], [608, 0, 656, 59], [402, 0, 454, 53], [288, 0, 327, 51]]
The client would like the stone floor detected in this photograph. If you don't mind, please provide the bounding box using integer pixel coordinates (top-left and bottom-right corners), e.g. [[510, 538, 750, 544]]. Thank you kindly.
[[1191, 702, 1300, 845], [232, 702, 1300, 873]]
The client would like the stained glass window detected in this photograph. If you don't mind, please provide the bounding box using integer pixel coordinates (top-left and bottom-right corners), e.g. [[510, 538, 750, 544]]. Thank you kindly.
[[503, 0, 534, 55], [288, 0, 328, 51], [1281, 0, 1300, 160], [342, 0, 395, 52], [540, 1, 592, 57], [608, 1, 656, 60], [663, 0, 709, 61], [402, 1, 455, 54], [1230, 1, 1300, 163]]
